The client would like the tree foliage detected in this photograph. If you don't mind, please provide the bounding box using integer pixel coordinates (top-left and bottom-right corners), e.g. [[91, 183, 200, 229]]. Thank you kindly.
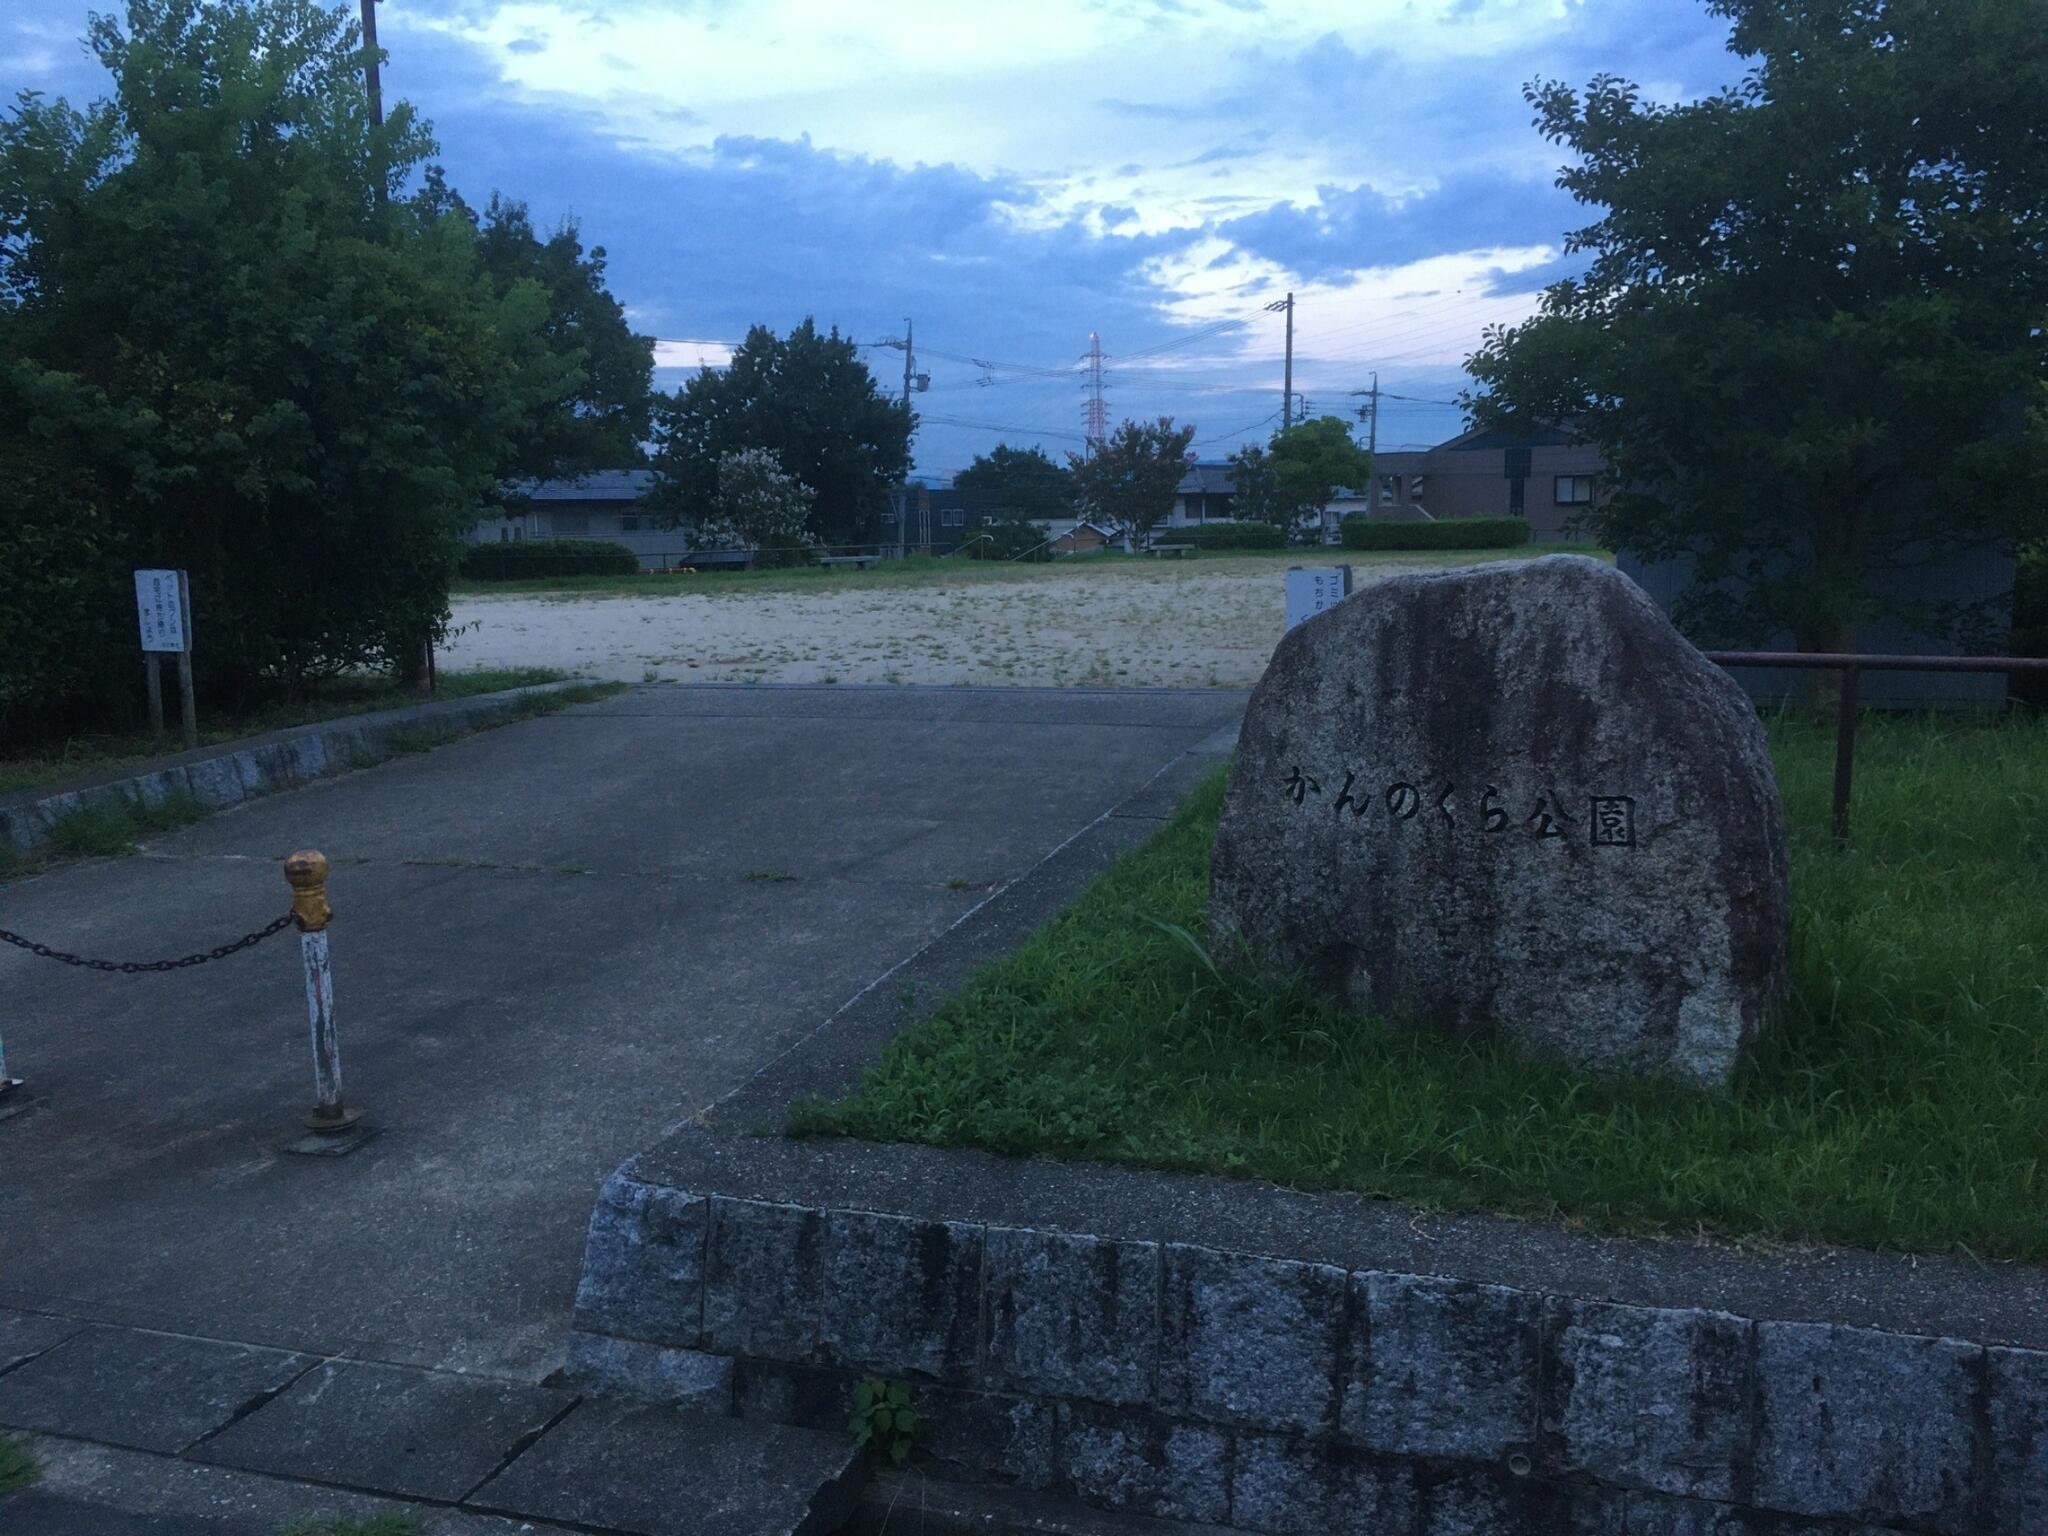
[[699, 447, 815, 553], [1234, 416, 1372, 542], [1067, 417, 1196, 548], [413, 176, 655, 483], [647, 320, 910, 546], [952, 444, 1075, 521], [0, 0, 619, 733], [1466, 0, 2048, 650]]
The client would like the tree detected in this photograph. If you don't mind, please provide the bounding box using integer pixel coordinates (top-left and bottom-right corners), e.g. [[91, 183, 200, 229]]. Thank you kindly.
[[0, 0, 583, 725], [473, 195, 654, 482], [1267, 416, 1373, 542], [647, 320, 910, 546], [1465, 0, 2048, 652], [697, 448, 814, 563], [1224, 443, 1280, 529], [953, 444, 1075, 521], [1067, 417, 1196, 549]]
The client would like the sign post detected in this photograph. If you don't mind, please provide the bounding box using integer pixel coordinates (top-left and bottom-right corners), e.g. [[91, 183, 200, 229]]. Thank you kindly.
[[135, 569, 198, 748], [1284, 564, 1354, 631]]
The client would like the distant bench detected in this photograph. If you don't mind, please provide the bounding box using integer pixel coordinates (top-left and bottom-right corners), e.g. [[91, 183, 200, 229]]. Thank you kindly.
[[1147, 543, 1195, 559], [817, 554, 881, 570]]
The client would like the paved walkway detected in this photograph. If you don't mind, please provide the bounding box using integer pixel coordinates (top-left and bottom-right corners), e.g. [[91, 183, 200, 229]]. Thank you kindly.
[[0, 684, 1243, 1531]]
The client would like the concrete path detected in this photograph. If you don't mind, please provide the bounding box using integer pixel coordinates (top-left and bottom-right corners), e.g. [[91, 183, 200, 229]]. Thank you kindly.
[[0, 685, 1242, 1382]]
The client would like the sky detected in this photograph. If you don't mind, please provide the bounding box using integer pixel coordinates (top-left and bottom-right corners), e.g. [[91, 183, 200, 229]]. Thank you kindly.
[[1, 0, 1743, 480]]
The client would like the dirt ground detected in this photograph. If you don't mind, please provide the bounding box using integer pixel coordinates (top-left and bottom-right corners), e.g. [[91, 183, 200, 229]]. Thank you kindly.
[[440, 551, 1549, 689]]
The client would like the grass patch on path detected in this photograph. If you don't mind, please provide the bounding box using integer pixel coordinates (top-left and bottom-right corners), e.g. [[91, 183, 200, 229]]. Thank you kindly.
[[0, 668, 572, 797], [0, 1434, 37, 1493], [798, 710, 2048, 1261]]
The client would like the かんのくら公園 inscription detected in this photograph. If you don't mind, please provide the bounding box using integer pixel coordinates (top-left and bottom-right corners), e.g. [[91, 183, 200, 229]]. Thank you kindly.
[[1282, 765, 1637, 848]]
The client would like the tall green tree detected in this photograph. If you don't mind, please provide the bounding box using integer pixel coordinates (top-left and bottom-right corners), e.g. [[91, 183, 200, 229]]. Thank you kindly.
[[647, 320, 910, 545], [0, 0, 583, 726], [413, 176, 655, 481], [1067, 417, 1195, 548], [1466, 0, 2048, 651], [1264, 415, 1373, 542], [953, 443, 1075, 520]]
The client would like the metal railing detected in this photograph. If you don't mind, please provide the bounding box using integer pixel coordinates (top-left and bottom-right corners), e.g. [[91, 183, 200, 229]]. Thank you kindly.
[[1701, 651, 2048, 844]]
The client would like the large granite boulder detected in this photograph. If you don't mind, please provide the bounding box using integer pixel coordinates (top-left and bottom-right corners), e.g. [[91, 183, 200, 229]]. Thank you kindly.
[[1210, 555, 1789, 1088]]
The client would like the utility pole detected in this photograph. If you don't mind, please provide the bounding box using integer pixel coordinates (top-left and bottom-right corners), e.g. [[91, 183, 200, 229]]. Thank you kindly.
[[360, 0, 384, 127], [900, 315, 914, 411], [1349, 373, 1381, 453], [1281, 291, 1295, 429]]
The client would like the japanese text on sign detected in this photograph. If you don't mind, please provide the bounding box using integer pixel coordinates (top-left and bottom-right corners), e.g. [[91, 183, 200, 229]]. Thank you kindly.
[[1283, 764, 1638, 847], [134, 570, 189, 654]]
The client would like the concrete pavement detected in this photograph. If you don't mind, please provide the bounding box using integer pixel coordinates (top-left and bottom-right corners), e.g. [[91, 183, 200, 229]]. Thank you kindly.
[[0, 684, 1244, 1384]]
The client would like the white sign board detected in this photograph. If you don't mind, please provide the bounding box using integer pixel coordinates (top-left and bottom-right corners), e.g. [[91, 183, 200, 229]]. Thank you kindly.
[[135, 569, 190, 653], [1284, 565, 1353, 631]]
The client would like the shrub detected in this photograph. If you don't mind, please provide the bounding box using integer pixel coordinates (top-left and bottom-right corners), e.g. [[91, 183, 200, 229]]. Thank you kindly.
[[1183, 521, 1285, 550], [459, 540, 641, 580], [1341, 516, 1530, 551], [956, 519, 1050, 560], [2014, 543, 2046, 705]]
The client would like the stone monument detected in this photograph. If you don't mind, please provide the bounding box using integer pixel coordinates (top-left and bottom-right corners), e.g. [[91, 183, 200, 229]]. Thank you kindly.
[[1211, 555, 1789, 1089]]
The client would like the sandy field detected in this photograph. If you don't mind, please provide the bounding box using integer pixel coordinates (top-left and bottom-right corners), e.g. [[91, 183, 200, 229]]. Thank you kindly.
[[440, 553, 1525, 690]]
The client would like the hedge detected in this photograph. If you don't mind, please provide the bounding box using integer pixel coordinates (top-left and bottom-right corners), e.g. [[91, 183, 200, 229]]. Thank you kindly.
[[1182, 521, 1285, 550], [460, 539, 641, 580], [1341, 516, 1530, 551]]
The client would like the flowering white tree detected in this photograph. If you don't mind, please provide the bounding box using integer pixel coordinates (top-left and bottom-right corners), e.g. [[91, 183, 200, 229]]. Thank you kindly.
[[695, 447, 815, 552]]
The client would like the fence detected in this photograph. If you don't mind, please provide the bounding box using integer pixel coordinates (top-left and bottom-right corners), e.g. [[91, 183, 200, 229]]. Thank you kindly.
[[0, 849, 361, 1145], [1702, 651, 2048, 843]]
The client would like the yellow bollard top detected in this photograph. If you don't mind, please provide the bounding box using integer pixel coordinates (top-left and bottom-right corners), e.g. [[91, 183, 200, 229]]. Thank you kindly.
[[285, 849, 332, 931]]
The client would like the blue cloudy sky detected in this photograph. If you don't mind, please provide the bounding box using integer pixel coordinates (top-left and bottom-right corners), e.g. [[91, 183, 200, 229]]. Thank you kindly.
[[2, 0, 1742, 478]]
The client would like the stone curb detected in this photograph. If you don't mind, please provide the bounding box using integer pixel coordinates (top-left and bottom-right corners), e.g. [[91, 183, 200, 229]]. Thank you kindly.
[[1, 682, 594, 857], [571, 1179, 2045, 1534]]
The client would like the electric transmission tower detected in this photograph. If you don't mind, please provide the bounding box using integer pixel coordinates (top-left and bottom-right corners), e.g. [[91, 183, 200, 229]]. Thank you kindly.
[[1082, 332, 1107, 453]]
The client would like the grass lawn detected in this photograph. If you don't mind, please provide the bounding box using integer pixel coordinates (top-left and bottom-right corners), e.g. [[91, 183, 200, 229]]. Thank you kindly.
[[452, 544, 1606, 600], [798, 709, 2048, 1261], [0, 666, 572, 797]]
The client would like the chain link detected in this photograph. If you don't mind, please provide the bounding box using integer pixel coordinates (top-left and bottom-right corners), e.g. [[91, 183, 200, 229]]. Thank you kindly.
[[0, 912, 298, 974]]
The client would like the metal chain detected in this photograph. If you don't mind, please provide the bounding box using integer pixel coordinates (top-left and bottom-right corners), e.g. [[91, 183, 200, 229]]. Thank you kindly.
[[0, 912, 297, 974]]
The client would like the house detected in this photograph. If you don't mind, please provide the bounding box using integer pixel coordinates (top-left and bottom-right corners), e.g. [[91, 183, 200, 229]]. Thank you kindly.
[[1049, 518, 1122, 555], [468, 470, 657, 542], [1161, 461, 1366, 545], [878, 486, 1020, 554], [1157, 427, 1613, 544], [1370, 425, 1608, 541]]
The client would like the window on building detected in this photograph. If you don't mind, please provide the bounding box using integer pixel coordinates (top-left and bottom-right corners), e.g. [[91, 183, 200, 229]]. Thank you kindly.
[[942, 507, 964, 526], [552, 509, 591, 535], [1378, 476, 1397, 506], [1409, 475, 1426, 501], [498, 527, 509, 542], [618, 512, 641, 532], [1555, 475, 1595, 505], [511, 526, 523, 541]]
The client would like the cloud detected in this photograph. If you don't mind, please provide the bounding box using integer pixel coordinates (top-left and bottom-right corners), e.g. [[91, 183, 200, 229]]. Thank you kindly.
[[1215, 170, 1581, 284], [0, 0, 1746, 474]]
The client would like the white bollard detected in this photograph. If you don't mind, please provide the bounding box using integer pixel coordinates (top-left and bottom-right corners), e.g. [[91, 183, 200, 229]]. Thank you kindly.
[[285, 850, 360, 1132]]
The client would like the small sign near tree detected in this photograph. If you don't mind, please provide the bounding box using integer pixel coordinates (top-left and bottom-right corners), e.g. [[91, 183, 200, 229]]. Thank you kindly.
[[133, 569, 198, 746]]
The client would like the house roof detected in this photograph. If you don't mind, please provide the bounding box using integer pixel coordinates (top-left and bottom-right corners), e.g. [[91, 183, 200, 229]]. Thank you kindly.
[[506, 469, 655, 502], [1176, 461, 1236, 496]]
